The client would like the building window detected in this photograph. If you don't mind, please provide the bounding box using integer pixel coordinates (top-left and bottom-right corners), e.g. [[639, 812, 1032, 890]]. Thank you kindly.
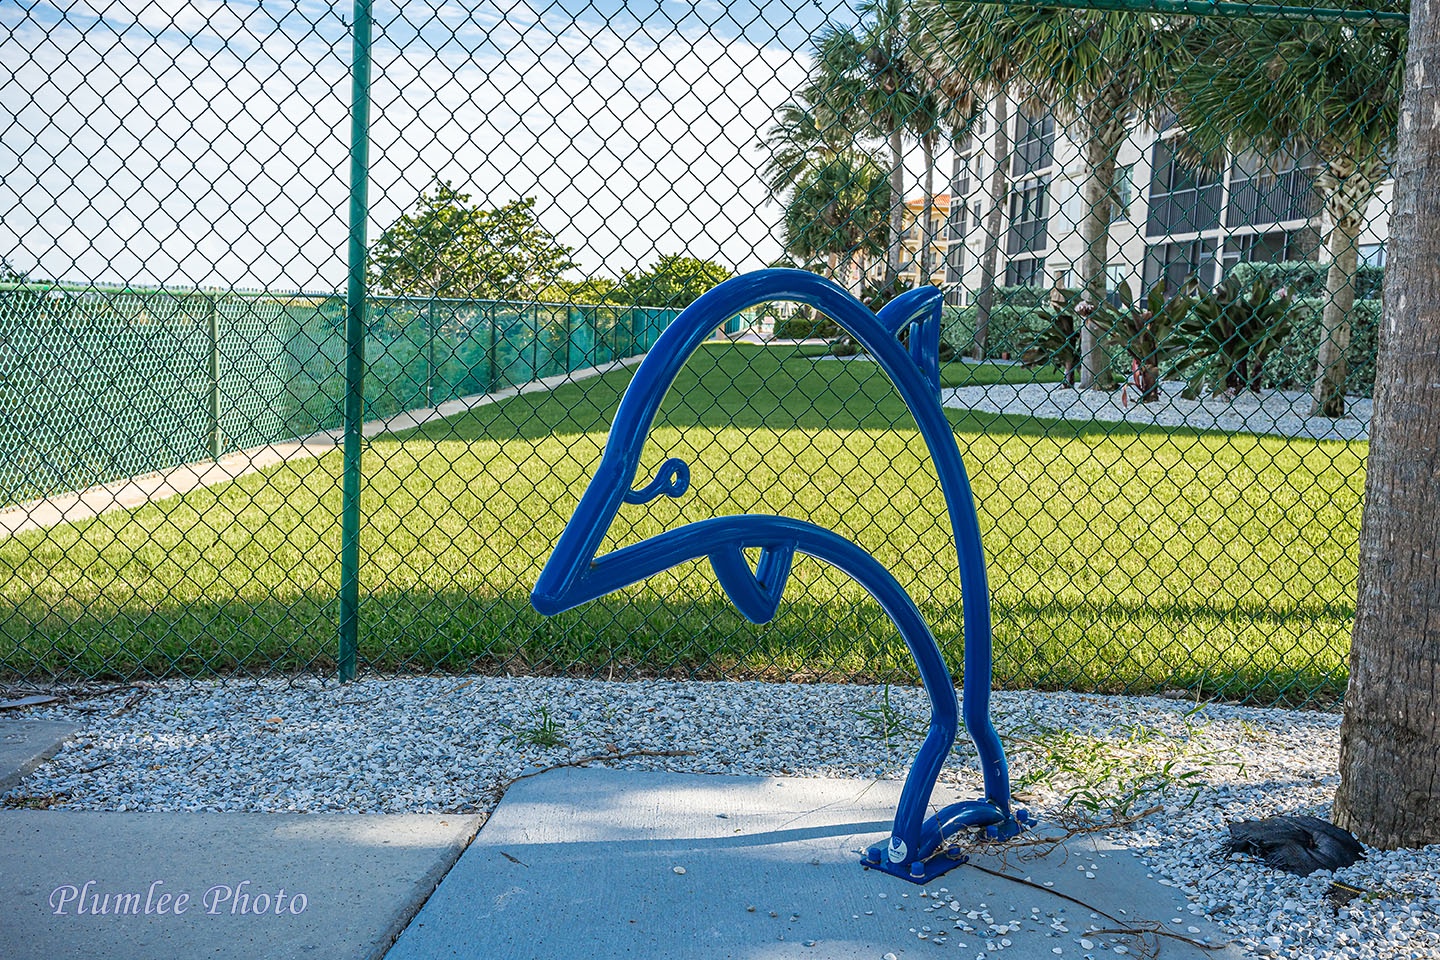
[[1011, 106, 1055, 177], [1221, 229, 1318, 270], [1144, 238, 1219, 294], [1112, 164, 1134, 222], [1226, 146, 1321, 228], [1358, 243, 1386, 298], [1007, 178, 1049, 256], [1004, 257, 1047, 287], [1106, 264, 1129, 292], [1105, 264, 1131, 305], [1146, 137, 1222, 238]]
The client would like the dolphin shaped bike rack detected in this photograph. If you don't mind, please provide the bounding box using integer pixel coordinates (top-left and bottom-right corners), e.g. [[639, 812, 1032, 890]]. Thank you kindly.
[[532, 268, 1026, 882]]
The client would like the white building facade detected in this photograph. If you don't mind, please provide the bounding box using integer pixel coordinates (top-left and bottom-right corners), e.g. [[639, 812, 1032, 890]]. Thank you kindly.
[[941, 99, 1391, 304]]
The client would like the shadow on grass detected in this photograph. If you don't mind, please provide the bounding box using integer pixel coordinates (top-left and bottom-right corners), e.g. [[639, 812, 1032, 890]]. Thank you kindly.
[[0, 581, 1349, 705]]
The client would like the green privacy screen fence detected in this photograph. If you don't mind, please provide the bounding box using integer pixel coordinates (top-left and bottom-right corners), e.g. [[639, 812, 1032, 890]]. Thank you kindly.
[[0, 0, 1407, 704], [0, 285, 680, 506]]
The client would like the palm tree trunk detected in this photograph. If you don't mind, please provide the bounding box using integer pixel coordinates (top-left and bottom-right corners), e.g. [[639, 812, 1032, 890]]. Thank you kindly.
[[883, 125, 906, 303], [920, 135, 937, 287], [1334, 5, 1440, 846], [974, 95, 1010, 360], [1077, 104, 1125, 390], [1311, 154, 1383, 417]]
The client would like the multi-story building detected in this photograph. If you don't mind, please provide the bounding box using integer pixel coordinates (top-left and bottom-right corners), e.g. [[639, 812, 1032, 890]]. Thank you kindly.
[[898, 194, 952, 291], [940, 100, 1390, 304]]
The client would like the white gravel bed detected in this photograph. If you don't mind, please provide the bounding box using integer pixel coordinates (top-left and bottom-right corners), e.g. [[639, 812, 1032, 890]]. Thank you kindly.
[[942, 380, 1372, 443], [5, 677, 1437, 960]]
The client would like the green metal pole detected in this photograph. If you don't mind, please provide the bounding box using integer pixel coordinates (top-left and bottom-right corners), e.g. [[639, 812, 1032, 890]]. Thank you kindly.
[[963, 0, 1407, 23], [208, 294, 221, 459], [488, 310, 498, 391], [427, 300, 437, 406], [339, 0, 373, 683]]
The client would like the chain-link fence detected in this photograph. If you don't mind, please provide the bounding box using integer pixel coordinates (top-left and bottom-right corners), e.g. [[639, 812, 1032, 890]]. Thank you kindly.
[[0, 0, 1408, 704]]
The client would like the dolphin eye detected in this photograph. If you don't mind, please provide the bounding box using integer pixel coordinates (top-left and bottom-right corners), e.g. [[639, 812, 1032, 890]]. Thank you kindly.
[[623, 457, 690, 505]]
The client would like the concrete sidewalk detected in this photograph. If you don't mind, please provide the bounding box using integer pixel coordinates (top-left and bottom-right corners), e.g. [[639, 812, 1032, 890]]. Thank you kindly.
[[386, 768, 1244, 960], [2, 721, 1243, 960], [0, 720, 480, 960]]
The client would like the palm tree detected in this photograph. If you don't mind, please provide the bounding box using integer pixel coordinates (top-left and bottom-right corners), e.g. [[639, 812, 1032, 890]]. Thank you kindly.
[[922, 4, 1187, 385], [782, 151, 890, 291], [760, 86, 850, 201], [916, 25, 1018, 360], [920, 68, 978, 307], [812, 0, 941, 303], [1170, 18, 1405, 417]]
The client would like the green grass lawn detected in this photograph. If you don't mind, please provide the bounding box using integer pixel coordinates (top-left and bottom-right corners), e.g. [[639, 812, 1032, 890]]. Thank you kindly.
[[0, 344, 1363, 703]]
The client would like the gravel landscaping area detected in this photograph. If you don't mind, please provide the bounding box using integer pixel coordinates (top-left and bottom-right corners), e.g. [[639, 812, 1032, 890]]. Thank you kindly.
[[4, 677, 1436, 959], [941, 380, 1372, 442]]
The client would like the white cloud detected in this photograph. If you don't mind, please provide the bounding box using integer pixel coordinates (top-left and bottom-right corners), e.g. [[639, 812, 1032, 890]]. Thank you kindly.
[[0, 1, 818, 290]]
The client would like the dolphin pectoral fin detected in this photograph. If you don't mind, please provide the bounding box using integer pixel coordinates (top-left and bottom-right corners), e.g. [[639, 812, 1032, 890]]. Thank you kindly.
[[710, 542, 794, 624]]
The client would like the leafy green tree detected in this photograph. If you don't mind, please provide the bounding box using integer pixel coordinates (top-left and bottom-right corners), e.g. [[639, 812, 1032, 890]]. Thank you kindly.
[[924, 4, 1188, 386], [0, 256, 28, 283], [1170, 18, 1405, 417], [368, 182, 575, 301], [540, 277, 617, 304], [612, 255, 733, 309]]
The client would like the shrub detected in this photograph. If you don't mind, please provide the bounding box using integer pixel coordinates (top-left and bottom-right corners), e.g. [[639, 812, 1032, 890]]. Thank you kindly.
[[773, 310, 842, 340], [941, 304, 1045, 359], [1164, 275, 1294, 398], [1227, 260, 1384, 302], [1262, 297, 1381, 398]]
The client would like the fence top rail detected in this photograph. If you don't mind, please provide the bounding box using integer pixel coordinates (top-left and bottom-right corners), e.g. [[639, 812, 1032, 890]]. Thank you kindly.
[[961, 0, 1408, 23], [0, 283, 694, 316]]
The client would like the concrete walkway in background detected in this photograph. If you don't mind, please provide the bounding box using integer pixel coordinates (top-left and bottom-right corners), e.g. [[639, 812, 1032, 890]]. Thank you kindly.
[[0, 355, 643, 539], [386, 767, 1245, 960]]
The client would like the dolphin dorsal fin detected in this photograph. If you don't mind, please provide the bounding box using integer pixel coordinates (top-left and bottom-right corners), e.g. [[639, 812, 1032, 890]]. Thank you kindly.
[[876, 287, 945, 397]]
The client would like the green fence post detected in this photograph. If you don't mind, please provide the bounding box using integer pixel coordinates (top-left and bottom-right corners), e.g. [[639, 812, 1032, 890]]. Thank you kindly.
[[338, 0, 374, 684], [423, 300, 434, 405], [487, 309, 498, 391], [207, 294, 222, 459], [565, 306, 575, 372]]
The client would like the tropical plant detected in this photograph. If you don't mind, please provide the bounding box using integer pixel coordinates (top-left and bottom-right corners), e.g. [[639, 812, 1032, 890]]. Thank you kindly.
[[1019, 286, 1082, 387], [1164, 275, 1295, 398], [1094, 280, 1196, 402], [811, 0, 942, 303], [922, 4, 1189, 385], [369, 182, 575, 301], [760, 87, 849, 199], [1170, 17, 1405, 416]]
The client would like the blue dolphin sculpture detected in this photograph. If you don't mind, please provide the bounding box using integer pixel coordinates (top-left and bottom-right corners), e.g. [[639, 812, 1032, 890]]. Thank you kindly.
[[532, 268, 1025, 882]]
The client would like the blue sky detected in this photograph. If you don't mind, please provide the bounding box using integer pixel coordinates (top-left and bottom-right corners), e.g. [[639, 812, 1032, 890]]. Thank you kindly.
[[0, 0, 875, 291]]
